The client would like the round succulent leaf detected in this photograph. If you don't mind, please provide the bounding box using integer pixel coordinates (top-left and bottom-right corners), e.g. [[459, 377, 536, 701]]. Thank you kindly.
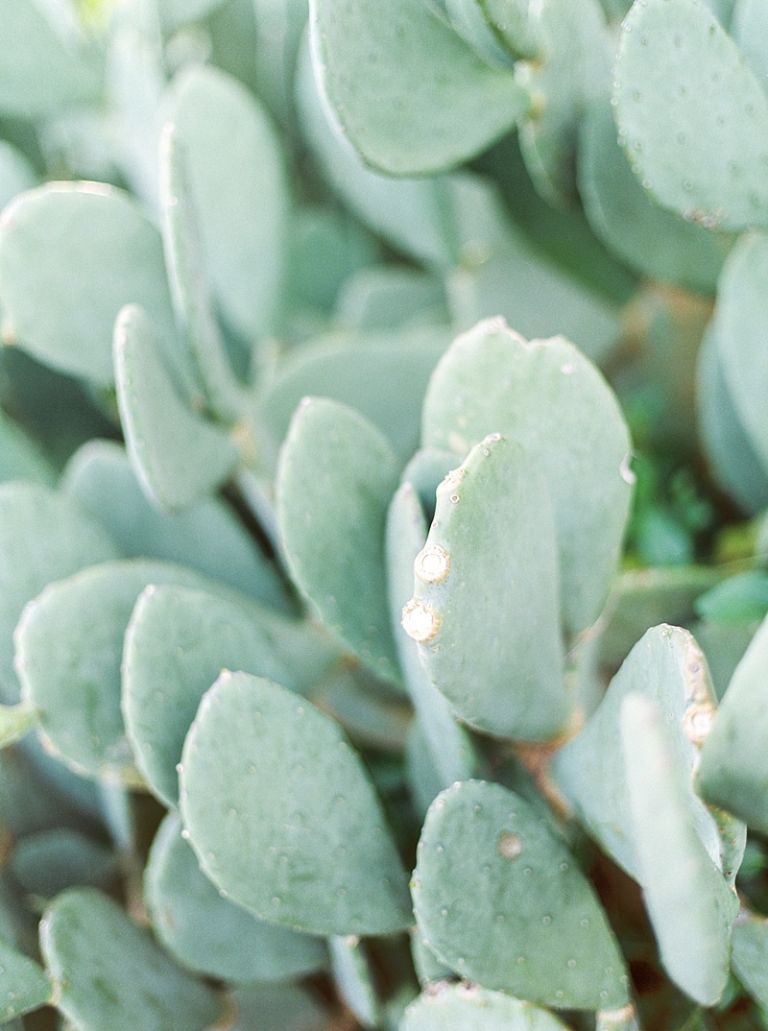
[[145, 812, 326, 983], [412, 780, 629, 1009], [620, 694, 738, 1005], [123, 582, 337, 806], [16, 559, 210, 782], [0, 184, 176, 386], [62, 440, 292, 612], [579, 101, 731, 294], [387, 482, 477, 785], [10, 829, 117, 900], [696, 319, 768, 515], [40, 888, 222, 1031], [179, 671, 412, 936], [114, 304, 239, 511], [276, 397, 400, 682], [261, 331, 447, 466], [309, 0, 529, 176], [405, 435, 567, 740], [401, 981, 571, 1030], [731, 0, 768, 81], [335, 265, 447, 332], [0, 0, 99, 118], [613, 0, 768, 232], [698, 614, 768, 834], [0, 938, 51, 1022], [712, 233, 768, 478], [422, 318, 632, 633], [0, 482, 118, 704], [552, 625, 741, 883], [166, 64, 288, 340]]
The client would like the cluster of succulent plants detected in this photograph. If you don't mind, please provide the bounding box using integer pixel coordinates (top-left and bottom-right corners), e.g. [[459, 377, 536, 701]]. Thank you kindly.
[[3, 0, 768, 1028]]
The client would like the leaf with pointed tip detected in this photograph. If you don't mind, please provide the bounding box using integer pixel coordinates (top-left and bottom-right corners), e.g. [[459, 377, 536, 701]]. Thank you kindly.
[[309, 0, 529, 176], [614, 0, 768, 231], [62, 440, 291, 611], [10, 829, 117, 899], [402, 982, 570, 1030], [262, 332, 447, 466], [0, 0, 99, 118], [0, 184, 177, 387], [387, 482, 476, 785], [698, 614, 768, 833], [621, 693, 738, 1005], [422, 320, 632, 632], [145, 813, 325, 983], [412, 780, 629, 1009], [166, 64, 288, 340], [16, 560, 209, 782], [553, 625, 743, 884], [579, 101, 731, 294], [114, 304, 239, 511], [0, 938, 51, 1022], [180, 672, 412, 936], [0, 482, 118, 704], [277, 398, 400, 682], [124, 582, 337, 806], [405, 435, 567, 740], [40, 889, 221, 1031]]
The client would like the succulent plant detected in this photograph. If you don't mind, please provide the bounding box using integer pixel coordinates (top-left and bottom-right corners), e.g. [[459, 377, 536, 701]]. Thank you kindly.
[[1, 0, 768, 1028]]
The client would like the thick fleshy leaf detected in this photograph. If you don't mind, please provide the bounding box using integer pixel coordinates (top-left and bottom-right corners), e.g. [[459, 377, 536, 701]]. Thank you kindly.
[[621, 694, 738, 1005], [698, 614, 768, 833], [401, 982, 570, 1031], [579, 101, 730, 294], [166, 64, 288, 339], [40, 889, 221, 1031], [114, 304, 239, 510], [402, 435, 567, 740], [422, 320, 632, 632], [0, 0, 99, 118], [553, 625, 743, 884], [145, 813, 325, 983], [412, 780, 629, 1009], [732, 914, 768, 1010], [123, 582, 338, 806], [0, 938, 51, 1022], [0, 141, 37, 210], [16, 560, 208, 782], [0, 184, 176, 386], [180, 672, 412, 936], [713, 233, 768, 476], [309, 0, 529, 175], [261, 331, 446, 465], [10, 829, 117, 899], [329, 935, 381, 1028], [63, 440, 291, 611], [277, 398, 400, 681], [614, 0, 768, 231], [0, 482, 118, 703]]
